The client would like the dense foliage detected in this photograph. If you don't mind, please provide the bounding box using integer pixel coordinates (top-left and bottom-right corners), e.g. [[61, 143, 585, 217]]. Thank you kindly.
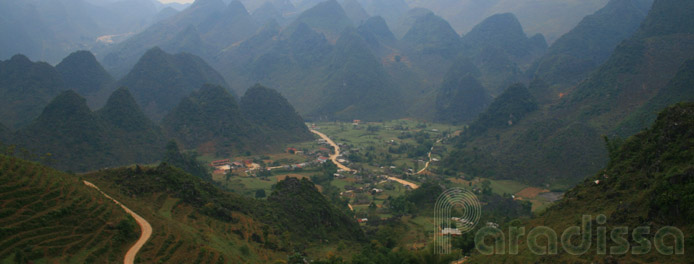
[[161, 84, 257, 156], [162, 140, 211, 181], [0, 55, 66, 130], [469, 103, 694, 263], [530, 0, 652, 90], [435, 58, 491, 124], [445, 0, 694, 185], [240, 84, 313, 144], [0, 154, 134, 263], [14, 89, 165, 172], [55, 50, 115, 105], [267, 177, 365, 243], [117, 47, 231, 121]]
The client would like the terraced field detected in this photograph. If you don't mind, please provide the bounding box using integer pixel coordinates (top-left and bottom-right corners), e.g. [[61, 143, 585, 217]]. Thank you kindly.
[[83, 166, 289, 263], [0, 155, 134, 263]]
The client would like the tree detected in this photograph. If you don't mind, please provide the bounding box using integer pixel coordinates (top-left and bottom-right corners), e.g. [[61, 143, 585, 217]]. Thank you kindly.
[[255, 189, 266, 199]]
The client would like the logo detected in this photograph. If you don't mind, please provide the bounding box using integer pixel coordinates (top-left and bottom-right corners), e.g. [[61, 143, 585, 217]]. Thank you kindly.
[[434, 188, 481, 254]]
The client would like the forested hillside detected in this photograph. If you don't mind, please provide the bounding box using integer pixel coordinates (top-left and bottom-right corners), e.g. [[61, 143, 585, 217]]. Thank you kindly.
[[469, 103, 694, 263], [444, 0, 694, 186]]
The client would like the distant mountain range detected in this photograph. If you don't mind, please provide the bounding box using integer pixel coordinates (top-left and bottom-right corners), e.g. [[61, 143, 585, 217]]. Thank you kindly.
[[444, 0, 694, 186], [2, 48, 310, 172]]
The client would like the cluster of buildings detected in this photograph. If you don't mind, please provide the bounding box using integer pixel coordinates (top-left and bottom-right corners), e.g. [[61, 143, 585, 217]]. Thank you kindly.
[[209, 159, 254, 175]]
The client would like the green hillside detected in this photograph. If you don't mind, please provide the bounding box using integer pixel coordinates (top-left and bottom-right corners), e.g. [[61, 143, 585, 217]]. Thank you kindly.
[[14, 90, 111, 172], [444, 0, 694, 186], [240, 84, 314, 144], [0, 55, 66, 130], [96, 88, 167, 166], [462, 13, 546, 65], [0, 154, 134, 263], [83, 162, 364, 262], [55, 50, 115, 108], [312, 28, 404, 121], [616, 60, 694, 138], [434, 58, 491, 124], [530, 0, 652, 93], [14, 89, 166, 172], [468, 103, 694, 263], [117, 47, 230, 121], [401, 12, 461, 58], [161, 84, 256, 156]]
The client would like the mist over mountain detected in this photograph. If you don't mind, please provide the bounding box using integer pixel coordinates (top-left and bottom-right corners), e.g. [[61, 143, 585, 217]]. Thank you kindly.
[[251, 2, 287, 26], [0, 0, 166, 64], [100, 0, 258, 76], [283, 0, 353, 41], [405, 0, 609, 44], [14, 88, 165, 172], [340, 0, 370, 26], [3, 0, 694, 262], [530, 0, 653, 93], [445, 0, 694, 186], [434, 58, 491, 124], [117, 47, 230, 121], [162, 84, 255, 156], [56, 50, 115, 108]]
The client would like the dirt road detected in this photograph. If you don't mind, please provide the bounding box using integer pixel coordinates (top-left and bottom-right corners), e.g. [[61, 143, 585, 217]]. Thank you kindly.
[[387, 176, 419, 189], [310, 127, 419, 189], [309, 129, 354, 172], [84, 181, 152, 264]]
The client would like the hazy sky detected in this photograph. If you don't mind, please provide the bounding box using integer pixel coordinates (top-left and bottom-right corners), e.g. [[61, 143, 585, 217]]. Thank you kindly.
[[159, 0, 194, 3]]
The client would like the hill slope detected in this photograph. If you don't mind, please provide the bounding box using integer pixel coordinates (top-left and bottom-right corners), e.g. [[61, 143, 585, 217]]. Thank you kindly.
[[161, 84, 256, 156], [83, 163, 364, 262], [240, 84, 313, 144], [14, 89, 166, 172], [470, 103, 694, 263], [444, 0, 694, 186], [97, 88, 167, 165], [117, 47, 230, 121], [55, 50, 115, 108], [0, 155, 134, 263], [434, 58, 491, 124], [0, 55, 66, 130], [530, 0, 653, 93]]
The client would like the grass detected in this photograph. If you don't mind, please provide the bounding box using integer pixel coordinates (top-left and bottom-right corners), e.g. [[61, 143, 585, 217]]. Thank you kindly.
[[488, 179, 529, 196], [0, 155, 133, 263], [83, 172, 287, 264]]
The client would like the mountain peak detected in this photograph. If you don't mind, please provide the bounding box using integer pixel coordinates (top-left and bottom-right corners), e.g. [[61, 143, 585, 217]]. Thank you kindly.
[[191, 0, 225, 9], [98, 87, 152, 130], [402, 12, 461, 57], [9, 54, 33, 66], [36, 90, 93, 124], [637, 0, 694, 38], [240, 84, 312, 142], [358, 16, 396, 42], [56, 50, 114, 97], [118, 48, 229, 121], [226, 0, 249, 16], [288, 0, 353, 40], [340, 0, 370, 25]]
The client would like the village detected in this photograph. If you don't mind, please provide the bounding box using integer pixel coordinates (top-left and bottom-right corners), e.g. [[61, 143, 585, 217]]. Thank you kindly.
[[202, 119, 562, 242]]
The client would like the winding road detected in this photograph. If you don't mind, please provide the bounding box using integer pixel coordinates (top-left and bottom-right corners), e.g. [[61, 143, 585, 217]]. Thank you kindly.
[[309, 128, 354, 172], [84, 181, 152, 264], [309, 127, 419, 189]]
